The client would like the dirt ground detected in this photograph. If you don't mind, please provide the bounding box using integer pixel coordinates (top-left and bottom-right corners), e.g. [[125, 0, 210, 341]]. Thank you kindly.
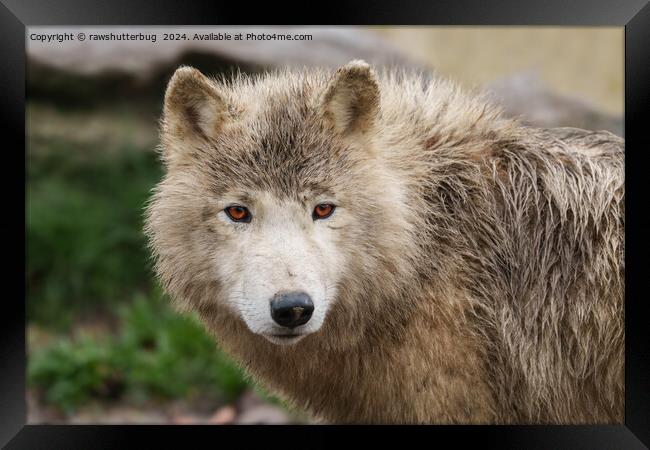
[[28, 388, 308, 425]]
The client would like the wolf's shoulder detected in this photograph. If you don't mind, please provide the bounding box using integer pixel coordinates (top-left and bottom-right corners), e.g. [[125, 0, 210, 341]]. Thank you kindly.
[[537, 127, 624, 159]]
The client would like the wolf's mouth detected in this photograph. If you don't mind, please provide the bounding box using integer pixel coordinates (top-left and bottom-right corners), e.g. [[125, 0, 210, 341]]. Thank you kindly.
[[263, 333, 307, 345]]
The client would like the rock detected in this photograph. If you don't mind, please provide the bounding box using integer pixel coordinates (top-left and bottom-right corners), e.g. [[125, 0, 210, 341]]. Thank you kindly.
[[208, 405, 237, 425], [27, 29, 622, 138], [235, 405, 292, 425], [28, 27, 421, 79], [233, 390, 294, 424], [170, 414, 203, 425], [485, 71, 623, 137]]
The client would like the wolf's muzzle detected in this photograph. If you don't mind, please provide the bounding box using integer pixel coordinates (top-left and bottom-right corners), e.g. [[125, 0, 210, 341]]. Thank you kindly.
[[270, 291, 314, 329]]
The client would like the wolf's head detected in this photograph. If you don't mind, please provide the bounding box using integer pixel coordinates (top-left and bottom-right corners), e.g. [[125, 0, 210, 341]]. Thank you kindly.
[[145, 61, 419, 347]]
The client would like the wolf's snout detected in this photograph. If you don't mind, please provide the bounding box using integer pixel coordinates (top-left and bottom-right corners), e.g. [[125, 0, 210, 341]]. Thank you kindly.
[[270, 292, 314, 329]]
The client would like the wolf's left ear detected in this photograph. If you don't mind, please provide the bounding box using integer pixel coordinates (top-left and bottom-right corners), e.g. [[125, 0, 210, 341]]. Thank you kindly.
[[321, 60, 380, 136], [163, 66, 230, 143]]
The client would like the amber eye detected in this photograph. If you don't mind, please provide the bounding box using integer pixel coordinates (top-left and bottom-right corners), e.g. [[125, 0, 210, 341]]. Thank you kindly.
[[313, 203, 336, 220], [225, 205, 251, 223]]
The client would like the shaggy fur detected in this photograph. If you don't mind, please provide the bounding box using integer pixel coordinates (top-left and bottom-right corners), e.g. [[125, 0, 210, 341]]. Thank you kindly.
[[144, 61, 624, 424]]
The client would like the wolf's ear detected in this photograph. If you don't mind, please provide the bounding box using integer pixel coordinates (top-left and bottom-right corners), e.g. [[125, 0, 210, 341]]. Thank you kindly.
[[163, 66, 229, 143], [321, 60, 380, 136]]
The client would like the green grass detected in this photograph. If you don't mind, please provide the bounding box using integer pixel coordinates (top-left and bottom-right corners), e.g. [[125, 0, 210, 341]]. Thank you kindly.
[[27, 134, 162, 329], [29, 291, 250, 412], [26, 103, 258, 413]]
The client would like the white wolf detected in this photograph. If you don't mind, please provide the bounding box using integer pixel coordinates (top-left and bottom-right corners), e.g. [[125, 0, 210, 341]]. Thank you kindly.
[[145, 61, 624, 424]]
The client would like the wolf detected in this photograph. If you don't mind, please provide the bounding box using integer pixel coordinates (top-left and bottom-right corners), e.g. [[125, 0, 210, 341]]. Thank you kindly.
[[144, 60, 624, 424]]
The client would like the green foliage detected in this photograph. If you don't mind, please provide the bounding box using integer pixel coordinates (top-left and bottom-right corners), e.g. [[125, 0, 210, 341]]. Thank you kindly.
[[28, 336, 120, 411], [28, 291, 250, 412], [27, 135, 162, 329], [116, 292, 249, 401], [27, 110, 252, 412]]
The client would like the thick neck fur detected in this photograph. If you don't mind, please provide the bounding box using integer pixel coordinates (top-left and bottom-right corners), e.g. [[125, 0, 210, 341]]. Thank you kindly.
[[198, 283, 496, 424]]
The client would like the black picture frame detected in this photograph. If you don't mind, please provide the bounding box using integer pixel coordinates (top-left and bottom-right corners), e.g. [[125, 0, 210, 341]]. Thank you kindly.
[[2, 1, 649, 448]]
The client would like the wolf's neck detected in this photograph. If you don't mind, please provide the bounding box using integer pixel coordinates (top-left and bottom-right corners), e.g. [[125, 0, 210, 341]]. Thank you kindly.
[[206, 287, 496, 424]]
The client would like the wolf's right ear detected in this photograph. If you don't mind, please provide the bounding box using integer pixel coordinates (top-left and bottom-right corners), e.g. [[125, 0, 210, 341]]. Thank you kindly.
[[162, 66, 230, 146]]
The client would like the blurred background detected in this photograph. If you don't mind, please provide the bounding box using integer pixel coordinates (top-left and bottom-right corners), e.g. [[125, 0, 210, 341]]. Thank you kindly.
[[26, 26, 623, 424]]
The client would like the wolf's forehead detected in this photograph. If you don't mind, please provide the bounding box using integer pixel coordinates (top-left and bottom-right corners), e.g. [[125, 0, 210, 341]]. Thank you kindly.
[[202, 78, 360, 197], [205, 113, 349, 198]]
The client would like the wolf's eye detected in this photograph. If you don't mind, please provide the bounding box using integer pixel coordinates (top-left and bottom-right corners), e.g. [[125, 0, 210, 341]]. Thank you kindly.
[[313, 203, 335, 220], [225, 205, 251, 223]]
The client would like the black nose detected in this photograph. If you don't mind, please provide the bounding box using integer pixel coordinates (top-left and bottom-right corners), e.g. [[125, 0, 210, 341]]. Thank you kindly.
[[270, 291, 314, 329]]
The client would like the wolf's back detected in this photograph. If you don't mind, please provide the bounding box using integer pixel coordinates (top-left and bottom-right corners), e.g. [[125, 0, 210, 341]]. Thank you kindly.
[[484, 127, 624, 423]]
